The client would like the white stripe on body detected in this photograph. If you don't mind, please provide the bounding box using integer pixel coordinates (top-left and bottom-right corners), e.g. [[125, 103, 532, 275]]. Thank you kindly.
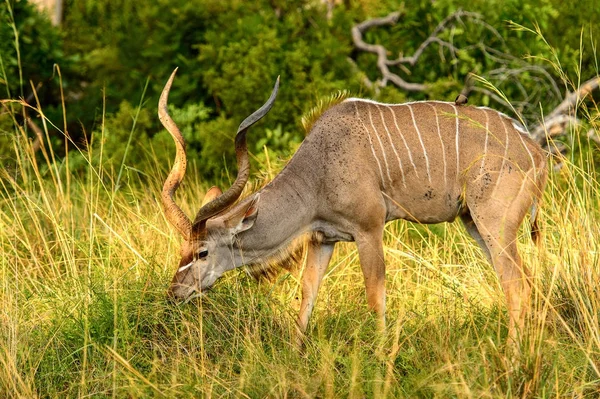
[[353, 102, 386, 187], [511, 121, 528, 134], [406, 104, 432, 184], [426, 103, 447, 187], [376, 105, 406, 187], [478, 107, 535, 178], [348, 99, 536, 188], [449, 104, 460, 178], [345, 98, 453, 107], [479, 110, 489, 177], [367, 106, 394, 186], [388, 105, 419, 178], [347, 99, 530, 136], [478, 106, 528, 134], [516, 129, 537, 178]]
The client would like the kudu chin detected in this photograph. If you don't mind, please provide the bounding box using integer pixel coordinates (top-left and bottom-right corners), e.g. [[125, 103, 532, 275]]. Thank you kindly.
[[159, 69, 547, 343]]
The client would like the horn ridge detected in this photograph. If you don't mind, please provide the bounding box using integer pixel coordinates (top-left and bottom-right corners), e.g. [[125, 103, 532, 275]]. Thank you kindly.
[[159, 68, 192, 238], [191, 76, 280, 230]]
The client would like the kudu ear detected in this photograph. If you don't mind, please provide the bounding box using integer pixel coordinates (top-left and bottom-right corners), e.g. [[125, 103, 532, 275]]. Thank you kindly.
[[201, 186, 223, 207], [224, 194, 260, 234]]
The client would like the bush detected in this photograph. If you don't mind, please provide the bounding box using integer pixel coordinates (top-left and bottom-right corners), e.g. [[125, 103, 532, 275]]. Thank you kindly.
[[0, 0, 67, 166], [3, 0, 600, 183]]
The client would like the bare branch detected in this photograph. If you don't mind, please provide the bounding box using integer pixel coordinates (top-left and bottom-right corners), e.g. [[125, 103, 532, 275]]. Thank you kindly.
[[587, 128, 600, 146], [458, 44, 563, 119], [480, 47, 561, 99], [530, 76, 600, 144], [350, 10, 499, 94], [351, 11, 426, 92], [546, 76, 600, 120], [23, 82, 45, 154], [346, 57, 379, 95], [386, 10, 482, 66]]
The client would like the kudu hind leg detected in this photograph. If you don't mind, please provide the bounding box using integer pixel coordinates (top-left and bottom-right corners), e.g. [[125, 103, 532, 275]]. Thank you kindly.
[[468, 202, 532, 342], [297, 239, 335, 337]]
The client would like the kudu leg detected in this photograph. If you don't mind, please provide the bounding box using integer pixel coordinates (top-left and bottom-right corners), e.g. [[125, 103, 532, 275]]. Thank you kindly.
[[356, 227, 386, 329], [296, 240, 335, 340], [460, 213, 491, 263], [467, 200, 532, 342]]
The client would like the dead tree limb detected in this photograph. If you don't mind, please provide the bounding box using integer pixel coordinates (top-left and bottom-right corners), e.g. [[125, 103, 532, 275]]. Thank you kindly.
[[351, 10, 487, 92], [547, 76, 600, 119], [530, 76, 600, 144], [351, 10, 561, 122], [351, 12, 426, 91], [346, 57, 379, 95], [385, 10, 483, 66], [587, 128, 600, 146], [25, 116, 45, 153]]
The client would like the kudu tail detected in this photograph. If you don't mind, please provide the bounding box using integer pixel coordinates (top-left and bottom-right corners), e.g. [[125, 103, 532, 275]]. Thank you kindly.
[[530, 199, 541, 246]]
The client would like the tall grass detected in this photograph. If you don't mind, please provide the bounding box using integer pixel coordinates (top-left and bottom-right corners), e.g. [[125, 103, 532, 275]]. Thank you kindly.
[[1, 54, 600, 399], [1, 91, 599, 398]]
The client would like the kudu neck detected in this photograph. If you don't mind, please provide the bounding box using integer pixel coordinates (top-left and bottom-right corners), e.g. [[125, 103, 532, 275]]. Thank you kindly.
[[233, 162, 318, 265]]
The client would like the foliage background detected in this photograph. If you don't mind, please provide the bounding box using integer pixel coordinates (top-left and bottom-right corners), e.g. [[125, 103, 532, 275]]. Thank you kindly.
[[2, 0, 599, 180]]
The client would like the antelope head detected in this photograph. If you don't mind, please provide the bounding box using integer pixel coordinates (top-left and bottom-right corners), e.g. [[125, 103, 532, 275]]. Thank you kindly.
[[159, 69, 279, 300]]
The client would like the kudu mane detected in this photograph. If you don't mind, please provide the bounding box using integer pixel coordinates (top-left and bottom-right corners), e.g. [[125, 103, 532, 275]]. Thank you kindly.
[[243, 235, 306, 280], [301, 91, 351, 134]]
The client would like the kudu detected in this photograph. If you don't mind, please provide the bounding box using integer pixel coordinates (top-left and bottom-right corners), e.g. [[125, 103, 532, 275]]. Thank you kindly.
[[159, 69, 547, 341]]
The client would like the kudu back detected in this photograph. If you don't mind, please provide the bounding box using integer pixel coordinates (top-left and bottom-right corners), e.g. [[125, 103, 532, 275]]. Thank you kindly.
[[159, 70, 547, 341]]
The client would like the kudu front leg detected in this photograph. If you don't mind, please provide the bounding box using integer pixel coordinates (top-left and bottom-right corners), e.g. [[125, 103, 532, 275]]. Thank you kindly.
[[296, 239, 335, 343], [356, 228, 387, 330]]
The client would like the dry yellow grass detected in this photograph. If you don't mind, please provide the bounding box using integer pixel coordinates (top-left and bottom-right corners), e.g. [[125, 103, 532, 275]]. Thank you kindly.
[[1, 105, 600, 396], [2, 37, 600, 394]]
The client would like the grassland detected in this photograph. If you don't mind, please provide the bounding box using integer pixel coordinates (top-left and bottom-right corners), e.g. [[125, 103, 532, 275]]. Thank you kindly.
[[1, 88, 600, 398]]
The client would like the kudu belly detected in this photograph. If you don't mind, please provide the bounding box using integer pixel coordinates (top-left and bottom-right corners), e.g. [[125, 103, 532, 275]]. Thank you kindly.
[[382, 183, 465, 224]]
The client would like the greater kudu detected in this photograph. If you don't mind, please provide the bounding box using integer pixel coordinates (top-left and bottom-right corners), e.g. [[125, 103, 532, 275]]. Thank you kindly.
[[159, 69, 547, 341]]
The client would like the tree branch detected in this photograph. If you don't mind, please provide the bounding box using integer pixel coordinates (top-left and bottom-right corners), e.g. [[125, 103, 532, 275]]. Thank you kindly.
[[351, 11, 426, 92], [23, 83, 46, 153], [351, 10, 491, 93], [25, 116, 45, 153], [546, 77, 600, 120], [386, 10, 481, 66], [530, 76, 600, 144]]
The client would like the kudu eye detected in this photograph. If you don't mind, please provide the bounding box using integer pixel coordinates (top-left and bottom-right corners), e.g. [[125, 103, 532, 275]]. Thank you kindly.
[[197, 249, 208, 259]]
